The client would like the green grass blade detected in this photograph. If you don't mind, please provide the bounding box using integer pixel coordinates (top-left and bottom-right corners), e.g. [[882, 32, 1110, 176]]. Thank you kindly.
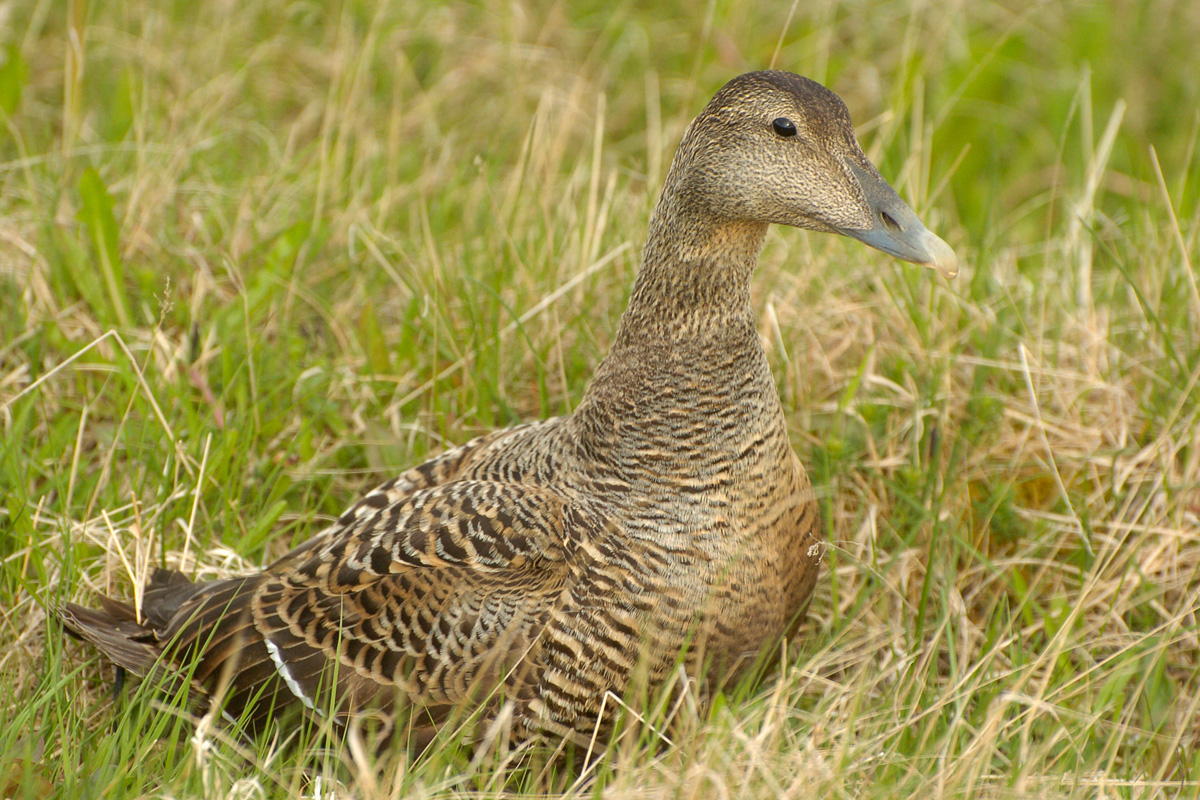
[[76, 167, 130, 328]]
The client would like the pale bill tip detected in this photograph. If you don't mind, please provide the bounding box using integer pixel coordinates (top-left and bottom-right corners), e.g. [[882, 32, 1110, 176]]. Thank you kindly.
[[919, 229, 959, 280]]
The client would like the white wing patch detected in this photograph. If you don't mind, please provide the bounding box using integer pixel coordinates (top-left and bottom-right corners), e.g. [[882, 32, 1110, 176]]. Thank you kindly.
[[263, 636, 323, 716]]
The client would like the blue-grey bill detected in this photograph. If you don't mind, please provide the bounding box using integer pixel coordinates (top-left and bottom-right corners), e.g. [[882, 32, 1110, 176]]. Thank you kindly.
[[848, 222, 959, 279], [841, 161, 959, 280]]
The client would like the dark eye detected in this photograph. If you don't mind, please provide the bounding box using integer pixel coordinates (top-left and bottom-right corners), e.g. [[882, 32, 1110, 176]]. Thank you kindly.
[[772, 117, 797, 138]]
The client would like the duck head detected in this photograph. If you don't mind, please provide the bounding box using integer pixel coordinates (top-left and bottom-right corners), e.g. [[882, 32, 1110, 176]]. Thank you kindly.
[[670, 70, 958, 279]]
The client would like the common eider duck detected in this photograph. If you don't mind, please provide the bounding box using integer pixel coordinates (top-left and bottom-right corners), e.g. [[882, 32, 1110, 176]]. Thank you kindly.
[[59, 70, 957, 754]]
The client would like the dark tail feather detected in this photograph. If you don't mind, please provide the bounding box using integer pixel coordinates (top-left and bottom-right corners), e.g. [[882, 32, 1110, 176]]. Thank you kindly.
[[56, 569, 213, 703], [56, 570, 290, 729], [58, 599, 163, 675]]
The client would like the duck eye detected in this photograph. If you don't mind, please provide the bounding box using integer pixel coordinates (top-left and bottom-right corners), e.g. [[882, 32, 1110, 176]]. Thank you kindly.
[[772, 117, 797, 138]]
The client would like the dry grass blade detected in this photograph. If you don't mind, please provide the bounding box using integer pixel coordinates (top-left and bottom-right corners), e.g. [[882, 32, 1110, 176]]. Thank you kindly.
[[2, 1, 1199, 798]]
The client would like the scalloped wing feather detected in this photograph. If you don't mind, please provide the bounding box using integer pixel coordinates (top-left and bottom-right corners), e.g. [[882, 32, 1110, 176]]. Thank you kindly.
[[149, 479, 604, 739]]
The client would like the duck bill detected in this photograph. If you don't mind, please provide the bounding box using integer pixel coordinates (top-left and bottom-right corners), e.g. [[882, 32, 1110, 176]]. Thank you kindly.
[[838, 161, 959, 279]]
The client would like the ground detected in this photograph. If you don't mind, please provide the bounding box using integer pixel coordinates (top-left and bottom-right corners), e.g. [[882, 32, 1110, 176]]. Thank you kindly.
[[1, 1, 1198, 797]]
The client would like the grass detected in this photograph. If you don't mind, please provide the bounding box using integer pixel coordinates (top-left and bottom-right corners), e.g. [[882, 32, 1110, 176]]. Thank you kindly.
[[2, 0, 1199, 796]]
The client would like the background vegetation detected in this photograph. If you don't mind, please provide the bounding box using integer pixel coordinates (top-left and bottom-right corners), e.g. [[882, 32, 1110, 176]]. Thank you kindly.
[[2, 0, 1198, 796]]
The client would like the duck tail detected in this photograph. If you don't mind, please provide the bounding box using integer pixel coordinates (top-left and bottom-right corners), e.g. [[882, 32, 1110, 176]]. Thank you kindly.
[[58, 597, 164, 675], [56, 569, 206, 685]]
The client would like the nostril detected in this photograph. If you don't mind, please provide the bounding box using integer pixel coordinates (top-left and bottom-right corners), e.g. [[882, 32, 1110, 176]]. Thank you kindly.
[[880, 211, 901, 232]]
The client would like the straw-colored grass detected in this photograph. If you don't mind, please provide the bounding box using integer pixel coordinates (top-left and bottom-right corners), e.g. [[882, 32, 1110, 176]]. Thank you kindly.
[[2, 0, 1198, 797]]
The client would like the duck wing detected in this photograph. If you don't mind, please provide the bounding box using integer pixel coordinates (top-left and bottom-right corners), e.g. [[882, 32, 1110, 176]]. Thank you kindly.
[[271, 419, 560, 568], [62, 478, 607, 747]]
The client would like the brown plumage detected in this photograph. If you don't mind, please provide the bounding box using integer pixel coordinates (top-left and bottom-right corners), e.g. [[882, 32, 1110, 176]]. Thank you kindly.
[[58, 71, 957, 752]]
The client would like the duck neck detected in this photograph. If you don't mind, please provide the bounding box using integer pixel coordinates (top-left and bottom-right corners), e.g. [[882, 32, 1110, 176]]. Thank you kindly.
[[571, 186, 783, 465], [615, 189, 768, 342]]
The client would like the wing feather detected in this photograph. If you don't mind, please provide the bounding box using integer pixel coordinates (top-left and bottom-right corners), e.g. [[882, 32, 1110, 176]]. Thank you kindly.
[[58, 422, 598, 745], [248, 480, 601, 724]]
